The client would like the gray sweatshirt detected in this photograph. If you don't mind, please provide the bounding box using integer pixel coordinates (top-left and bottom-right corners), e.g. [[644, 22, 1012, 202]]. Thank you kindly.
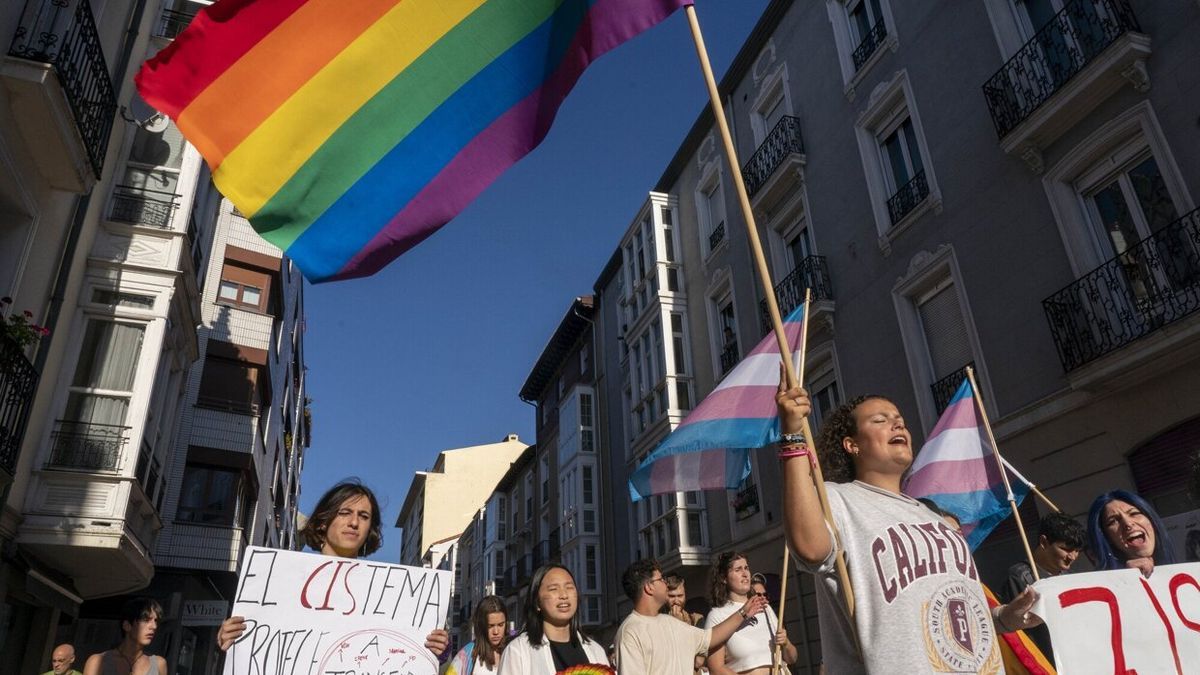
[[801, 481, 1004, 674]]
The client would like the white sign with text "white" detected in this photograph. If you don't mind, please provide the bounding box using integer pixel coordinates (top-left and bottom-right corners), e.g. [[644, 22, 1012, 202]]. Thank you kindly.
[[1032, 562, 1200, 675], [223, 547, 451, 675]]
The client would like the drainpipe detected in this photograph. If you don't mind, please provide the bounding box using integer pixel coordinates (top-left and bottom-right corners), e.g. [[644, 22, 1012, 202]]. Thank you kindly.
[[34, 0, 149, 372]]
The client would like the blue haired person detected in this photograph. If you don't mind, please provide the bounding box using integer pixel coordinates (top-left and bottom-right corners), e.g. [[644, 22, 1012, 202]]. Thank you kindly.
[[1087, 490, 1176, 577]]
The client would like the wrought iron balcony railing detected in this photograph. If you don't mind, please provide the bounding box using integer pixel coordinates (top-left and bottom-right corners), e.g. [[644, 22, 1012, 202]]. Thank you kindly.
[[982, 0, 1140, 139], [1043, 207, 1200, 372], [47, 421, 129, 471], [718, 342, 740, 376], [708, 222, 726, 252], [887, 169, 929, 225], [0, 335, 40, 477], [109, 185, 181, 229], [851, 21, 888, 71], [931, 362, 974, 415], [742, 116, 804, 198], [9, 0, 118, 175], [153, 8, 196, 40], [759, 255, 834, 334]]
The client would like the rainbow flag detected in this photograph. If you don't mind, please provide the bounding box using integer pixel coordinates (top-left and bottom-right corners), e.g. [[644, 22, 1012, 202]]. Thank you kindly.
[[136, 0, 691, 282], [628, 305, 805, 501], [903, 378, 1031, 549]]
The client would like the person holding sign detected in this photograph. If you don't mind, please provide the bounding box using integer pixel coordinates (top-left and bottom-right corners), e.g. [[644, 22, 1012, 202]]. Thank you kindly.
[[776, 383, 1041, 674], [444, 595, 509, 675], [703, 552, 796, 674], [83, 598, 168, 675], [217, 481, 450, 657], [497, 563, 609, 673], [1087, 489, 1177, 576]]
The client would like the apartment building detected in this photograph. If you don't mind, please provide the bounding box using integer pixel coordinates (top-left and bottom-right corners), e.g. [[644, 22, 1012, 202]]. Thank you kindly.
[[0, 0, 205, 671], [397, 434, 528, 567], [0, 1, 310, 672], [590, 1, 1199, 670]]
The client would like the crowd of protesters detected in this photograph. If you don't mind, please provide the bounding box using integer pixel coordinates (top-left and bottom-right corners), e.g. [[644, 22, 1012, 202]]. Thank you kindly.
[[68, 376, 1183, 675]]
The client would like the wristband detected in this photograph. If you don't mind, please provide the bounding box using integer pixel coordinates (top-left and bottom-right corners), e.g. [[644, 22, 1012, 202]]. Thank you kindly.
[[780, 432, 807, 445], [778, 443, 810, 460]]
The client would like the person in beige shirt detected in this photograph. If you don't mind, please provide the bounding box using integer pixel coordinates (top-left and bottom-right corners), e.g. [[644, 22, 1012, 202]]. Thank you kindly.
[[615, 559, 767, 675]]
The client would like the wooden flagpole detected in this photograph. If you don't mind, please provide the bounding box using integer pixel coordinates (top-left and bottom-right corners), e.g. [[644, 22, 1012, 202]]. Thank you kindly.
[[965, 366, 1040, 580], [771, 290, 811, 674], [682, 2, 858, 641]]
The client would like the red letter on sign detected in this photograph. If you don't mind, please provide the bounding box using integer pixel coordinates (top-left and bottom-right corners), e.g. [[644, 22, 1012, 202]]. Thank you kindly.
[[1139, 578, 1182, 675], [1059, 586, 1138, 675], [1170, 573, 1200, 632]]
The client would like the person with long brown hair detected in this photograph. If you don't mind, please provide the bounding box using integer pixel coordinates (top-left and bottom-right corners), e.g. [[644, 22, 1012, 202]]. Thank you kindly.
[[703, 552, 793, 674], [216, 480, 450, 656], [444, 596, 509, 674]]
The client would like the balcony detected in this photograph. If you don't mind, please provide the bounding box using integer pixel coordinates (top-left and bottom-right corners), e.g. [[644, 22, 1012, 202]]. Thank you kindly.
[[153, 8, 196, 40], [0, 335, 39, 480], [22, 420, 159, 598], [887, 169, 929, 226], [109, 185, 181, 229], [708, 222, 726, 252], [3, 0, 117, 191], [1043, 207, 1200, 374], [46, 421, 129, 472], [759, 255, 835, 335], [851, 21, 888, 71], [742, 116, 805, 204], [931, 362, 974, 415], [981, 0, 1148, 172], [718, 342, 739, 376]]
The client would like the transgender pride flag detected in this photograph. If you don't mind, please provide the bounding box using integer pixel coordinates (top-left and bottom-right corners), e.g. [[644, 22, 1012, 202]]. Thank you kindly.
[[628, 305, 806, 501], [904, 378, 1031, 549]]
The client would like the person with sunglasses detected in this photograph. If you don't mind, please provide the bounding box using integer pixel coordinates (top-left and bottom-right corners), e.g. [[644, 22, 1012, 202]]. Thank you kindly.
[[704, 552, 796, 674], [615, 558, 768, 675]]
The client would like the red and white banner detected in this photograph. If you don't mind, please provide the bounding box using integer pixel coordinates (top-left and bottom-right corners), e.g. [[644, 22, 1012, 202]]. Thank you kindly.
[[1032, 562, 1200, 674]]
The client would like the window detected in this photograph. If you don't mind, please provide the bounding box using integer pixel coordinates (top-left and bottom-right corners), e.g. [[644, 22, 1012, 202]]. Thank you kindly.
[[525, 473, 534, 520], [580, 393, 594, 453], [178, 464, 242, 525], [540, 455, 550, 505], [848, 0, 887, 69], [811, 380, 842, 430], [217, 261, 270, 312], [853, 71, 940, 243], [917, 281, 974, 385], [63, 320, 146, 430], [496, 498, 507, 541], [198, 357, 262, 415], [893, 246, 988, 431], [716, 297, 739, 375], [698, 173, 727, 255], [582, 466, 594, 505], [585, 545, 598, 590], [879, 117, 926, 222]]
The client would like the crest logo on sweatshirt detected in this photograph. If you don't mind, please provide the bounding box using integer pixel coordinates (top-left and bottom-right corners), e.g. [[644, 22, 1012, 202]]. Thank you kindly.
[[921, 581, 1000, 674]]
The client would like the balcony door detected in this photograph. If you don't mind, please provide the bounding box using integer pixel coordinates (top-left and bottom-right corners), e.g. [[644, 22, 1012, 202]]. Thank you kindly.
[[1005, 0, 1110, 110]]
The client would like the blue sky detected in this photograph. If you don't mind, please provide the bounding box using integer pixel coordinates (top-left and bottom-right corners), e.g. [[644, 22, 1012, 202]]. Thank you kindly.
[[297, 0, 770, 559]]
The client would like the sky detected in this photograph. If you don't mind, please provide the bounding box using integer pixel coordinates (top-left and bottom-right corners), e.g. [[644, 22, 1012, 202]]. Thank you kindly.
[[296, 0, 771, 560]]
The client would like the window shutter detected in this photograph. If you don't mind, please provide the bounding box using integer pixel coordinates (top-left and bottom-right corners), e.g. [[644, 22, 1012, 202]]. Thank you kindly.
[[918, 284, 973, 379], [1129, 417, 1200, 497]]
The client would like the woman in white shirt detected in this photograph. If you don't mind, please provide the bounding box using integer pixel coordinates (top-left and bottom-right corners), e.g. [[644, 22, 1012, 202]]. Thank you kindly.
[[497, 564, 609, 674], [704, 552, 796, 674]]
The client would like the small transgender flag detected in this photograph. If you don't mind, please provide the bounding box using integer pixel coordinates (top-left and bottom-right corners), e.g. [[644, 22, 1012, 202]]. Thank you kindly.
[[904, 378, 1031, 549], [628, 304, 806, 501]]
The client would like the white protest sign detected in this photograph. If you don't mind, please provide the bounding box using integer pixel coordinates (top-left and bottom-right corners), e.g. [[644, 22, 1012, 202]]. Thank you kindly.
[[1031, 562, 1200, 674], [224, 546, 451, 675]]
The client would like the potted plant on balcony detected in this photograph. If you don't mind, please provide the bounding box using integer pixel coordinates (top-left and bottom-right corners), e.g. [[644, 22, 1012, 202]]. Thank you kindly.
[[0, 297, 50, 351]]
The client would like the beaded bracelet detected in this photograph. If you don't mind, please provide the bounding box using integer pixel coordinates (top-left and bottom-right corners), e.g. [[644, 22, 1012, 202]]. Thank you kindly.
[[777, 443, 810, 460]]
